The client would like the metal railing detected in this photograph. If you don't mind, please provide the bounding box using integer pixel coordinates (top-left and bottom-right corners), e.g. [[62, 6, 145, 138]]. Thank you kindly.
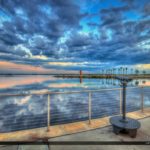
[[0, 86, 149, 133]]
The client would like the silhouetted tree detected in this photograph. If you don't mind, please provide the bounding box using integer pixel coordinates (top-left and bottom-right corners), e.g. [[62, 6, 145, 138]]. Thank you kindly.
[[118, 68, 120, 74], [131, 68, 133, 74], [120, 67, 123, 75], [122, 67, 125, 75], [135, 69, 139, 75], [113, 68, 116, 75], [143, 70, 146, 75], [125, 67, 128, 75]]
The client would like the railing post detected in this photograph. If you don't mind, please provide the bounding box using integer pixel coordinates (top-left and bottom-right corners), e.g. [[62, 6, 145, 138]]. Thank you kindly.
[[88, 92, 92, 124], [141, 86, 144, 113], [47, 94, 50, 131], [120, 89, 122, 114]]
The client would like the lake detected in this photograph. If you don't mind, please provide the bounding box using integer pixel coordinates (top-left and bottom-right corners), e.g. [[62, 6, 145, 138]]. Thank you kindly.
[[0, 75, 150, 132]]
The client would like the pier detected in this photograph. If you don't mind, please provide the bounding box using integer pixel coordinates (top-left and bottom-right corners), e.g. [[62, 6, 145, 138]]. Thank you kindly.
[[0, 108, 149, 142], [0, 86, 149, 142], [54, 74, 150, 79], [0, 110, 150, 150]]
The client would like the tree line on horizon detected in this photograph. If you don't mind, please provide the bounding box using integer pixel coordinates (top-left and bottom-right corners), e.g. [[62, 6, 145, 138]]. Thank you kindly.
[[99, 67, 147, 75]]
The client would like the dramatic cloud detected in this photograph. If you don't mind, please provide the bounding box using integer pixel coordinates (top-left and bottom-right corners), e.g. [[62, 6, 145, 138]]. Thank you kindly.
[[0, 0, 150, 73]]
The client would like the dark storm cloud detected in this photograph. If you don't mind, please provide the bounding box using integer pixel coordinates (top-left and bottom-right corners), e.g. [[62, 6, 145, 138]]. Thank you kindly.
[[65, 17, 150, 65], [1, 0, 83, 34], [49, 0, 83, 26], [44, 18, 67, 41], [0, 0, 86, 65], [66, 33, 96, 48], [120, 0, 135, 6], [135, 19, 150, 34], [0, 41, 29, 57], [0, 0, 150, 71], [0, 24, 24, 46], [1, 0, 45, 17], [87, 22, 100, 27], [101, 5, 130, 14], [107, 19, 150, 45], [84, 0, 148, 66], [142, 2, 150, 17], [27, 35, 53, 56], [100, 4, 132, 27], [0, 52, 25, 64]]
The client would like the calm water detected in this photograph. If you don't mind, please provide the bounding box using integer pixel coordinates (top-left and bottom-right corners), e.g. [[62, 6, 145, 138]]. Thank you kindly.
[[0, 75, 150, 132]]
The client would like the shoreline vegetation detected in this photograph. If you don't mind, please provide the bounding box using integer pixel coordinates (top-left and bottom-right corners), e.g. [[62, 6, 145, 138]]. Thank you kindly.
[[0, 74, 150, 79], [55, 74, 150, 79]]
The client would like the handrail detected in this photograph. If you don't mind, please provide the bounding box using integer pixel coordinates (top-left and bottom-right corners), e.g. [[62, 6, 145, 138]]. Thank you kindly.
[[0, 86, 149, 97], [0, 86, 149, 133]]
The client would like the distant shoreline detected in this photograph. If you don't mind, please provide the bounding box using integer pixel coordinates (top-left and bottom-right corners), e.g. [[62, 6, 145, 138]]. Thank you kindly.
[[0, 74, 150, 79]]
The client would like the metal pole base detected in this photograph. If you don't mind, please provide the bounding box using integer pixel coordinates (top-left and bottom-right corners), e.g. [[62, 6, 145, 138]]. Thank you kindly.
[[110, 116, 140, 138], [112, 126, 137, 138]]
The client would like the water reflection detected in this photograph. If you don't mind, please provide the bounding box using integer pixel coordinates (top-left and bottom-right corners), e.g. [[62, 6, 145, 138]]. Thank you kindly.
[[0, 75, 149, 132], [0, 75, 148, 93], [0, 75, 56, 89]]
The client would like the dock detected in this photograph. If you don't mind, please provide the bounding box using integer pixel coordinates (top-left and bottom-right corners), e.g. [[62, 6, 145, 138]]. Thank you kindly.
[[54, 74, 150, 79], [0, 108, 149, 141]]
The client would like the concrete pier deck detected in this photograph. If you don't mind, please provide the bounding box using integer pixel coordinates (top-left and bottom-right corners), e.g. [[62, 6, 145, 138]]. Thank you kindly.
[[0, 116, 150, 149], [0, 108, 149, 142]]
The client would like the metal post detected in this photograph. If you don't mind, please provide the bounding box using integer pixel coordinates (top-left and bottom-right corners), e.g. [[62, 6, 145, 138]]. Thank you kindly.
[[122, 82, 127, 120], [88, 92, 92, 124], [141, 86, 144, 113], [120, 89, 122, 114], [47, 94, 50, 131]]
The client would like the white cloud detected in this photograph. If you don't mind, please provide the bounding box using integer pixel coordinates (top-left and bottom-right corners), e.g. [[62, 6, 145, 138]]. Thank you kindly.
[[14, 44, 32, 57], [48, 61, 108, 67], [137, 39, 150, 51], [32, 55, 48, 60]]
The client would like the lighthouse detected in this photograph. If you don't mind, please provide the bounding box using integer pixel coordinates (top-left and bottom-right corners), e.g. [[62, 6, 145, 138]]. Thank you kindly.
[[80, 70, 82, 83]]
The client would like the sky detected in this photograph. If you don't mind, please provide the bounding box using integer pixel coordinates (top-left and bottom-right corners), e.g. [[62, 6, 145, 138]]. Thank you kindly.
[[0, 0, 150, 74]]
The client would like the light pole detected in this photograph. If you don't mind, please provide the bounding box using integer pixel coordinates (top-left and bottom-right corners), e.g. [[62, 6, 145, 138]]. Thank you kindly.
[[109, 76, 141, 138]]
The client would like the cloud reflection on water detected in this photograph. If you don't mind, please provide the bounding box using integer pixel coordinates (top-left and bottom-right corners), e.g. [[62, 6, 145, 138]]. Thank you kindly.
[[0, 76, 149, 132], [0, 75, 56, 89]]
